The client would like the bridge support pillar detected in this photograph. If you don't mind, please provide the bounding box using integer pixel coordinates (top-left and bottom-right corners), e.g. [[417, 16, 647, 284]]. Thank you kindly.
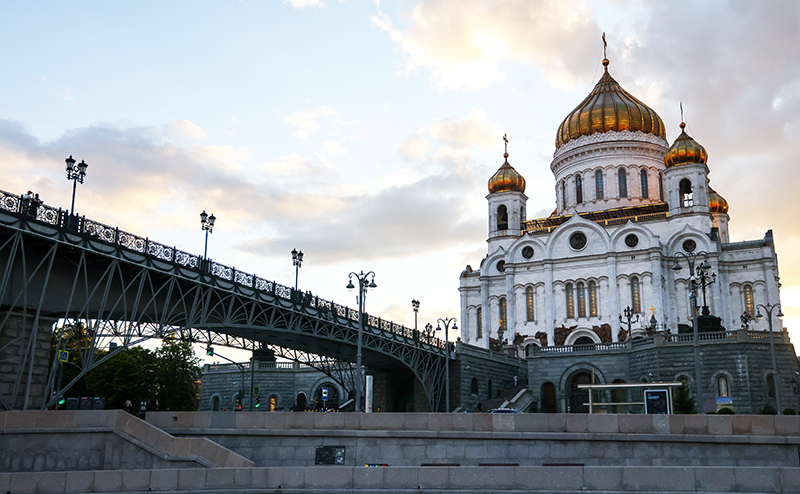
[[0, 311, 56, 410]]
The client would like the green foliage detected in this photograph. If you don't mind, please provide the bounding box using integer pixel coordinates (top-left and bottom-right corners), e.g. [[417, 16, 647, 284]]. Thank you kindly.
[[717, 407, 735, 414], [50, 322, 95, 399], [154, 338, 201, 411], [85, 346, 158, 410], [672, 384, 697, 414], [760, 403, 778, 415], [783, 408, 797, 415]]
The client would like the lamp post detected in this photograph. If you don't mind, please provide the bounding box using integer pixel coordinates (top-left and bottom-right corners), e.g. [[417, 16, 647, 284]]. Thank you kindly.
[[619, 306, 640, 337], [436, 317, 457, 412], [205, 346, 245, 411], [347, 271, 376, 412], [756, 302, 784, 414], [672, 251, 715, 414], [200, 211, 216, 260], [412, 299, 420, 346], [65, 155, 88, 216], [291, 249, 304, 291]]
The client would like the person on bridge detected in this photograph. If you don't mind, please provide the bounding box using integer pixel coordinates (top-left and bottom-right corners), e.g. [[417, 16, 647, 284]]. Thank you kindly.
[[21, 191, 32, 215]]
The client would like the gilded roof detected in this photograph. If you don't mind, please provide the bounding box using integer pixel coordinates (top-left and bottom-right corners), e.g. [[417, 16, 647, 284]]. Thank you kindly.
[[709, 186, 729, 214], [664, 122, 708, 167], [556, 59, 667, 149], [488, 153, 526, 194]]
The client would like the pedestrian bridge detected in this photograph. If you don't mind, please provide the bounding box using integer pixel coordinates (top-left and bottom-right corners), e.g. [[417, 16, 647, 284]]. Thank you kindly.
[[0, 188, 449, 411]]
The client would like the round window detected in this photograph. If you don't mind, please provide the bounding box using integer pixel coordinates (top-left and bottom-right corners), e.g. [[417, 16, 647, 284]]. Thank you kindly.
[[625, 234, 639, 248], [496, 260, 506, 272], [569, 232, 587, 250], [522, 246, 534, 259], [683, 239, 697, 253]]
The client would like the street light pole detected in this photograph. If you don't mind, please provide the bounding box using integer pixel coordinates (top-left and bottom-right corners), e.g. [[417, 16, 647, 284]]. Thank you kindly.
[[756, 302, 784, 414], [206, 346, 245, 411], [672, 252, 715, 414], [65, 155, 88, 216], [200, 211, 216, 260], [347, 271, 376, 412], [412, 299, 420, 331], [292, 249, 304, 291], [619, 306, 640, 338], [436, 317, 457, 412]]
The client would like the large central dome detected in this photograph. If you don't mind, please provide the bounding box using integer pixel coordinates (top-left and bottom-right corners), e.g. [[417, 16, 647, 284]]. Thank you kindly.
[[556, 59, 666, 149]]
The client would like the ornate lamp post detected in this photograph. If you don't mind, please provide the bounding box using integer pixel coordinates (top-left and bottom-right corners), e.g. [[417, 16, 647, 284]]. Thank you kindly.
[[291, 249, 304, 291], [436, 317, 457, 412], [65, 155, 88, 216], [756, 302, 784, 414], [347, 271, 376, 412], [672, 252, 715, 414], [200, 211, 216, 260], [619, 306, 640, 337], [412, 299, 420, 345]]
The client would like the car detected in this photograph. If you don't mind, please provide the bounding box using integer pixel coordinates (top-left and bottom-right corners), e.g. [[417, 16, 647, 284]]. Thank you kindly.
[[489, 408, 521, 413]]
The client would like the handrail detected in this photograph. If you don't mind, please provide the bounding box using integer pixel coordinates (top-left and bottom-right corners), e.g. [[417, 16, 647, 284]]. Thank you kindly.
[[0, 188, 446, 351]]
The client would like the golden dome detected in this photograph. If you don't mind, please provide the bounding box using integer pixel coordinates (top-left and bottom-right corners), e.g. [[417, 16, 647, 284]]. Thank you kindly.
[[664, 122, 708, 167], [709, 186, 728, 214], [488, 152, 526, 194], [556, 59, 666, 149]]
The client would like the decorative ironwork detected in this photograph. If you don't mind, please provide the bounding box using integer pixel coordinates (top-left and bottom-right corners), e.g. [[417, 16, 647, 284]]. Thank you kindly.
[[84, 220, 117, 243]]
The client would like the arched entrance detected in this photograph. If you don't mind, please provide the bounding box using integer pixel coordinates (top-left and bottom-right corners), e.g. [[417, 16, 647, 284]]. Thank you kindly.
[[568, 372, 592, 413], [295, 392, 307, 411], [541, 382, 556, 413]]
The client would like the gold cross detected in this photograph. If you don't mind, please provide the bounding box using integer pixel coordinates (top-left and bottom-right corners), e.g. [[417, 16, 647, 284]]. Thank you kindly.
[[650, 306, 656, 316]]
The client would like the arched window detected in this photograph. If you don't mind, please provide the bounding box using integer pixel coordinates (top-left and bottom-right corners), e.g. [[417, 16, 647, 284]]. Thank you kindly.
[[541, 382, 556, 413], [618, 168, 628, 198], [743, 285, 755, 318], [588, 281, 598, 317], [476, 307, 483, 339], [575, 175, 583, 203], [767, 374, 776, 398], [561, 181, 567, 209], [211, 396, 220, 411], [499, 297, 507, 332], [269, 395, 277, 412], [595, 170, 604, 200], [640, 169, 649, 198], [470, 377, 479, 396], [488, 379, 493, 400], [497, 205, 508, 230], [566, 283, 575, 319], [526, 286, 535, 322], [680, 179, 693, 207], [658, 174, 664, 201], [577, 282, 586, 318], [717, 375, 729, 398], [630, 277, 641, 313]]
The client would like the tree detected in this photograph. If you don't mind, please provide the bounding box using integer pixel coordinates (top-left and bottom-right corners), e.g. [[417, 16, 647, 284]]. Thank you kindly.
[[154, 338, 201, 411], [84, 346, 158, 411], [673, 383, 697, 414]]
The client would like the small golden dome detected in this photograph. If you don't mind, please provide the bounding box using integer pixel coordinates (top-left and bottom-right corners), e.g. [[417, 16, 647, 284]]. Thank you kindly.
[[664, 122, 708, 167], [556, 58, 667, 148], [488, 151, 526, 194], [709, 186, 728, 214]]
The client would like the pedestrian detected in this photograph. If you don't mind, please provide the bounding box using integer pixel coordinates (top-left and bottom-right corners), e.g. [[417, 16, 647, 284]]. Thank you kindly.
[[21, 190, 32, 215], [29, 193, 42, 216]]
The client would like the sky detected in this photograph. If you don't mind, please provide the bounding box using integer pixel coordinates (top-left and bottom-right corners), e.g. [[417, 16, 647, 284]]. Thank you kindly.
[[2, 0, 800, 363]]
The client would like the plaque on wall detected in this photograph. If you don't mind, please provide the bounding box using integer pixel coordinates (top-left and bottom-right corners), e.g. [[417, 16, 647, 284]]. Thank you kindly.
[[644, 389, 670, 414], [315, 446, 346, 465]]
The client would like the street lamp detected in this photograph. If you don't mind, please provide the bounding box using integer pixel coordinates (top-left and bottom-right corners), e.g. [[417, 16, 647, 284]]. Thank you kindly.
[[65, 155, 88, 216], [756, 302, 784, 414], [436, 317, 457, 412], [412, 299, 420, 346], [672, 251, 715, 413], [200, 210, 216, 260], [347, 271, 376, 412], [619, 306, 640, 338], [291, 249, 304, 291]]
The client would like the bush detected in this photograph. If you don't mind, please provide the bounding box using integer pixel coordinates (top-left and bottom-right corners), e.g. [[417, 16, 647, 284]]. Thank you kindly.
[[783, 408, 797, 415], [717, 407, 734, 414], [760, 403, 778, 415], [673, 384, 697, 414], [706, 410, 716, 414]]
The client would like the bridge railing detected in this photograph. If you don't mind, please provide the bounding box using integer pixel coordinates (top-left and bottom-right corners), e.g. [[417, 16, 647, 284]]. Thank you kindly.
[[0, 188, 446, 351]]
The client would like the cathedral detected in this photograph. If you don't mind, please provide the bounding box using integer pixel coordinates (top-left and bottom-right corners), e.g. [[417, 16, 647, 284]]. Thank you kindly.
[[458, 53, 797, 413]]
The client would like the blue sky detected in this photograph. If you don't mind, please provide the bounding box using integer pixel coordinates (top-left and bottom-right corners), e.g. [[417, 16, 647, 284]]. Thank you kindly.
[[2, 0, 800, 361]]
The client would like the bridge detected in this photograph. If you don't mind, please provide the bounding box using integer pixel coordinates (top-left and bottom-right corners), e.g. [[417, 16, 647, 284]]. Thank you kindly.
[[0, 188, 451, 412]]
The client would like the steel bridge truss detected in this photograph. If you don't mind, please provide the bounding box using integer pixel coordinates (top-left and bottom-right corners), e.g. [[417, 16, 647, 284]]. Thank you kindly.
[[0, 190, 449, 412]]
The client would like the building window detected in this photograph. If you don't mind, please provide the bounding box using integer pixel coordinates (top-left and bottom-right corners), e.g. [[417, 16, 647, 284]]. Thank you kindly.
[[566, 283, 575, 319], [577, 282, 586, 318], [630, 277, 641, 313], [588, 281, 598, 317], [470, 377, 479, 396], [640, 169, 649, 198], [497, 205, 508, 230], [743, 285, 755, 318], [717, 376, 729, 398], [618, 168, 628, 198], [561, 180, 567, 209], [767, 374, 776, 398], [499, 297, 507, 332], [269, 395, 277, 412], [211, 396, 220, 411], [659, 174, 664, 201], [680, 179, 693, 207], [526, 286, 535, 322], [595, 170, 604, 200], [476, 307, 483, 339], [576, 175, 583, 203]]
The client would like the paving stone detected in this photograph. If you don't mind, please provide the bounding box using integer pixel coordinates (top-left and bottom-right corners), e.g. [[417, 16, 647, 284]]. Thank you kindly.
[[734, 466, 781, 492]]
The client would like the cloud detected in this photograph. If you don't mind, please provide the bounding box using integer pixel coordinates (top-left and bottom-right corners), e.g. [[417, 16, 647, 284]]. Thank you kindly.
[[427, 108, 498, 149], [371, 0, 601, 91], [166, 119, 207, 141], [286, 0, 326, 8], [398, 138, 428, 161], [283, 106, 336, 140]]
